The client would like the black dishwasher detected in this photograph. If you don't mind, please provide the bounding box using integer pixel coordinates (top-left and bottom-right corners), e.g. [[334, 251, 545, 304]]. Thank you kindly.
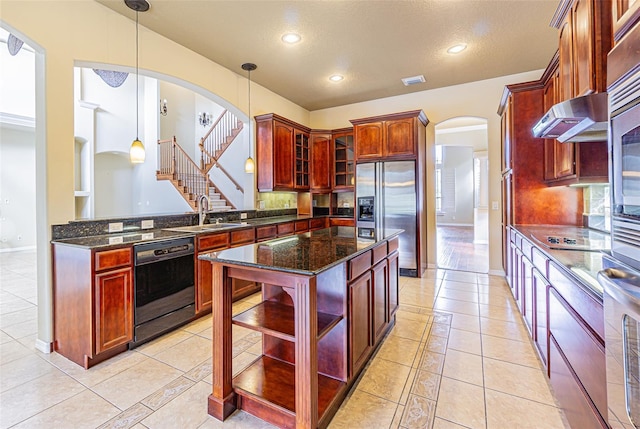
[[131, 236, 195, 347]]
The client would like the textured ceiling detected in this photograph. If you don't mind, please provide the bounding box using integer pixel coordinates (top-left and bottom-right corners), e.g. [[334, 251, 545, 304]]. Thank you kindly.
[[95, 0, 560, 111]]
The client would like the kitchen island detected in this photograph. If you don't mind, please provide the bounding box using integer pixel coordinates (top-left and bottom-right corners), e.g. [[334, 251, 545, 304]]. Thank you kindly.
[[199, 226, 402, 429]]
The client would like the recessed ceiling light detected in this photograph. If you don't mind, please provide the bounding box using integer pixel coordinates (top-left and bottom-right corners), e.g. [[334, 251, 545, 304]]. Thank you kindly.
[[447, 43, 467, 54], [401, 75, 426, 86], [329, 74, 344, 82], [282, 33, 301, 44]]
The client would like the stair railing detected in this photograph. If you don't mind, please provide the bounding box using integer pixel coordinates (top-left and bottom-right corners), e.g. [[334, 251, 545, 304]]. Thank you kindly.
[[157, 136, 209, 199], [199, 145, 244, 193], [199, 110, 243, 172]]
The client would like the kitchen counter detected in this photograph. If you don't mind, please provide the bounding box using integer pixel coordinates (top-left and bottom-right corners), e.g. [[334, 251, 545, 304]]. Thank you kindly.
[[199, 226, 401, 276], [513, 225, 610, 298]]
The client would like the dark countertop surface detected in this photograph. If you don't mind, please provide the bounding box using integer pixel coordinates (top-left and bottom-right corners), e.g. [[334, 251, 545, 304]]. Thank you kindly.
[[199, 226, 402, 276], [512, 225, 611, 298], [51, 214, 346, 250]]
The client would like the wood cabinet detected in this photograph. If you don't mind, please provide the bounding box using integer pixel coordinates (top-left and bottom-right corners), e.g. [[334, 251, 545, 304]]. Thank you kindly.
[[310, 132, 332, 192], [612, 0, 640, 41], [53, 244, 133, 368], [351, 111, 427, 161], [256, 113, 311, 192], [196, 231, 230, 314], [508, 228, 607, 428], [553, 0, 612, 101], [329, 217, 355, 227], [333, 129, 354, 190], [349, 270, 373, 378]]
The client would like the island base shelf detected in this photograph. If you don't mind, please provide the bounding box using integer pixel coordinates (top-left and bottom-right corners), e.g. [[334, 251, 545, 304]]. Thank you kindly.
[[233, 355, 346, 429]]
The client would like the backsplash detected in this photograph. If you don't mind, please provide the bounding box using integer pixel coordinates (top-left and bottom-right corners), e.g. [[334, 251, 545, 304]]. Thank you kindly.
[[257, 192, 297, 210], [51, 208, 298, 240], [583, 185, 610, 232]]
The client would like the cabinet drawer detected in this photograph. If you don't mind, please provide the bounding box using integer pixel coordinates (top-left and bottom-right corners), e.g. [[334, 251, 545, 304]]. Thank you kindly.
[[310, 218, 327, 230], [548, 288, 606, 419], [230, 228, 255, 246], [198, 232, 230, 251], [294, 220, 309, 232], [348, 250, 371, 281], [372, 242, 387, 266], [330, 217, 354, 227], [548, 262, 604, 341], [95, 247, 132, 272], [256, 225, 277, 241], [277, 222, 295, 236], [388, 237, 399, 254], [521, 238, 533, 260], [531, 248, 548, 276], [549, 336, 605, 429]]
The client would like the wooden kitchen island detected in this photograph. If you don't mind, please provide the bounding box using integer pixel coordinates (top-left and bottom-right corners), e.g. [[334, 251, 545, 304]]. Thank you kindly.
[[199, 226, 401, 429]]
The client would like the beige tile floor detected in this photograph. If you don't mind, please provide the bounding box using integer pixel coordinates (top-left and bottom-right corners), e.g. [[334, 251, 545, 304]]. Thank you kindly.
[[0, 250, 570, 429]]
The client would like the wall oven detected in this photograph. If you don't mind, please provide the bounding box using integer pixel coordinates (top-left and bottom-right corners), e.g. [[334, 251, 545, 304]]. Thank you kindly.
[[610, 68, 640, 270], [131, 236, 195, 347], [599, 255, 640, 429]]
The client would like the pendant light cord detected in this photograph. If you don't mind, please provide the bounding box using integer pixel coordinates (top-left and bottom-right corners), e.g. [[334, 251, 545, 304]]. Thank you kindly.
[[248, 69, 251, 158], [135, 9, 139, 140]]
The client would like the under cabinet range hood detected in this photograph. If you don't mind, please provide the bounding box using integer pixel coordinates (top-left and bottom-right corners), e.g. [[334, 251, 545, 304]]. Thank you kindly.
[[532, 92, 609, 143]]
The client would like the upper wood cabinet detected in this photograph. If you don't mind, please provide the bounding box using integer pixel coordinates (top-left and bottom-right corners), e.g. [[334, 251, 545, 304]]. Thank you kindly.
[[351, 110, 427, 161], [332, 129, 355, 190], [255, 113, 311, 192], [553, 0, 612, 101], [612, 0, 640, 41], [310, 131, 332, 192]]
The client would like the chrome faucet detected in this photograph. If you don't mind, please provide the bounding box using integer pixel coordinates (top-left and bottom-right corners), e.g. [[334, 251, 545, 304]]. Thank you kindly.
[[215, 218, 223, 225], [197, 194, 210, 226]]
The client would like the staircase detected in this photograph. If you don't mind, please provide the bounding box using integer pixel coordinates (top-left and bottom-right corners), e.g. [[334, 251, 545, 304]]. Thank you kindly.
[[156, 110, 244, 212]]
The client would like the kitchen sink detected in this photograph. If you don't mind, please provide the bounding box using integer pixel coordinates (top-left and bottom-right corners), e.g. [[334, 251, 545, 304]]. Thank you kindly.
[[163, 223, 242, 233]]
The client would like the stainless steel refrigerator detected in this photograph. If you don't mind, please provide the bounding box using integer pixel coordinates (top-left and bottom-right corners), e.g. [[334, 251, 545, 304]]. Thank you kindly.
[[356, 161, 419, 277]]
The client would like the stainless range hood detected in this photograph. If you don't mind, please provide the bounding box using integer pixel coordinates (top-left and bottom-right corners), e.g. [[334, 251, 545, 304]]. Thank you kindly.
[[532, 92, 608, 143]]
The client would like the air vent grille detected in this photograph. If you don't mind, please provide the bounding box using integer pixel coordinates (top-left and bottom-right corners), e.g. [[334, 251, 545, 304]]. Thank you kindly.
[[401, 75, 426, 86]]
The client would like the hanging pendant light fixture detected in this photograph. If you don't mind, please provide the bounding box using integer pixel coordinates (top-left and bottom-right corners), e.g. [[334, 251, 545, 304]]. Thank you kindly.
[[126, 0, 149, 164], [242, 62, 257, 174]]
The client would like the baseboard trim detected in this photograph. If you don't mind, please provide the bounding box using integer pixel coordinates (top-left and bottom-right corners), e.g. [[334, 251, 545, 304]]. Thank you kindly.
[[488, 269, 506, 277], [35, 338, 53, 354]]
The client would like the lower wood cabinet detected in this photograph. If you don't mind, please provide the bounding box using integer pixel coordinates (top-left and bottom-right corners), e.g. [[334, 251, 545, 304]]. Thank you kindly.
[[196, 231, 230, 315], [372, 260, 388, 343], [94, 267, 133, 354], [53, 244, 133, 369], [388, 250, 399, 317], [349, 271, 373, 378]]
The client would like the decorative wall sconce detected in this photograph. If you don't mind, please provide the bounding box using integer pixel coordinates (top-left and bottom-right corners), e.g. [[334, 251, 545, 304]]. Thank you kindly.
[[198, 112, 212, 127], [159, 99, 168, 116]]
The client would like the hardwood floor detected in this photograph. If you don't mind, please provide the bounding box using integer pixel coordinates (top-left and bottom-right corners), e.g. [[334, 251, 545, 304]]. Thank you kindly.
[[436, 225, 488, 273]]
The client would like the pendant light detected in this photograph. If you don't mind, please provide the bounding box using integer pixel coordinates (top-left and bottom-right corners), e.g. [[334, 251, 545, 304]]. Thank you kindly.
[[126, 0, 149, 164], [242, 62, 257, 173]]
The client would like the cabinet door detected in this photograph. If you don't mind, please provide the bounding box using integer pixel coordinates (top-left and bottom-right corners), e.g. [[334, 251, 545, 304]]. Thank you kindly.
[[572, 0, 595, 97], [294, 129, 310, 190], [274, 121, 294, 189], [355, 122, 384, 160], [532, 267, 549, 366], [385, 118, 415, 157], [558, 14, 574, 101], [543, 75, 558, 181], [522, 256, 534, 336], [387, 251, 399, 318], [333, 132, 354, 189], [197, 259, 213, 314], [372, 261, 388, 343], [94, 267, 133, 354], [349, 271, 372, 378], [310, 133, 331, 191], [555, 142, 576, 178]]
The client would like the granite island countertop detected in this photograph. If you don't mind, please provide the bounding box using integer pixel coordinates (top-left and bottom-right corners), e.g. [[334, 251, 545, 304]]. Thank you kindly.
[[199, 226, 402, 276], [512, 225, 611, 299]]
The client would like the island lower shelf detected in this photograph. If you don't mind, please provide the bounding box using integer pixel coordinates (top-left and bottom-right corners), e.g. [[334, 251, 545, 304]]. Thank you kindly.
[[234, 355, 346, 428]]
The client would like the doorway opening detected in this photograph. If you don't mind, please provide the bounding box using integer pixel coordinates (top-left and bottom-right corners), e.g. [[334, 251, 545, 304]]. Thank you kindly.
[[435, 117, 489, 273]]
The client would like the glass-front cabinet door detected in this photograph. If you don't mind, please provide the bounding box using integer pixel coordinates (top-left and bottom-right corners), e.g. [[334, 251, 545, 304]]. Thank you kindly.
[[334, 132, 354, 189]]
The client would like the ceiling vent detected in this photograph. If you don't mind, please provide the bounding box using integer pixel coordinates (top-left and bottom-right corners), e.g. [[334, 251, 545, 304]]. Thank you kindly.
[[401, 75, 426, 86]]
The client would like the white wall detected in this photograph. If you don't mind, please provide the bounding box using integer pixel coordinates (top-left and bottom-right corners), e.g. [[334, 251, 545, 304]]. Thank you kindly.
[[0, 125, 36, 250]]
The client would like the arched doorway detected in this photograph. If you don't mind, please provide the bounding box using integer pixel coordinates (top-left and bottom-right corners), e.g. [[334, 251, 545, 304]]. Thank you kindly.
[[434, 116, 489, 273]]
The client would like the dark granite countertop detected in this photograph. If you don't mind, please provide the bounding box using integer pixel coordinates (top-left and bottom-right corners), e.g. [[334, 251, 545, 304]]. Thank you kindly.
[[51, 229, 193, 250], [513, 225, 611, 299], [199, 226, 402, 276]]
